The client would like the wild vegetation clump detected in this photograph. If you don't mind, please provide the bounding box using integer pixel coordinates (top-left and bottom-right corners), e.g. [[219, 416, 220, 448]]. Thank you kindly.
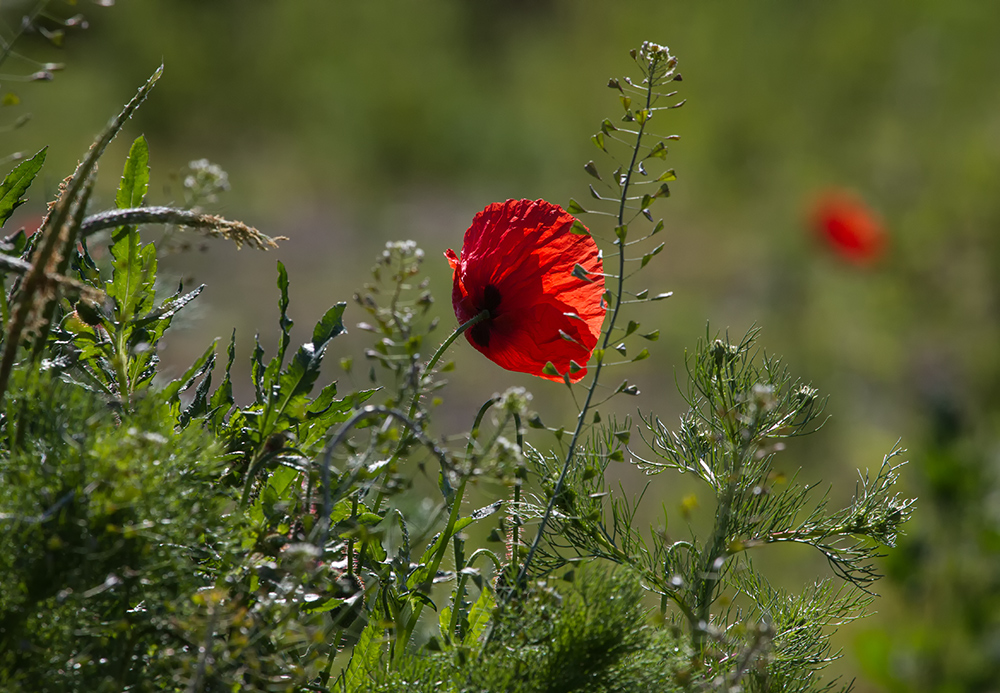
[[0, 26, 912, 693]]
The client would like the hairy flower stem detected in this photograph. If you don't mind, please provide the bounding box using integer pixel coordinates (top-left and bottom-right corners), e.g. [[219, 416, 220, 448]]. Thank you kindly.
[[366, 310, 490, 510], [410, 309, 490, 420], [511, 55, 660, 596], [355, 312, 489, 575]]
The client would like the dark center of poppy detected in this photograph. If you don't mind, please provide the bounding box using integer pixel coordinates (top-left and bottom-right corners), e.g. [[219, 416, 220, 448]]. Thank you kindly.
[[470, 283, 502, 348]]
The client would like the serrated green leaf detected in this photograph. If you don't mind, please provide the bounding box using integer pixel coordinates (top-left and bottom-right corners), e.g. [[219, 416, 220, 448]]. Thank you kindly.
[[439, 605, 454, 645], [108, 226, 157, 328], [248, 465, 298, 527], [179, 352, 217, 427], [344, 615, 384, 690], [312, 302, 346, 347], [0, 147, 46, 228], [301, 388, 378, 451], [466, 500, 503, 522], [209, 330, 237, 431], [133, 283, 204, 333], [463, 587, 495, 648], [304, 597, 345, 615], [305, 380, 338, 416], [163, 338, 218, 404], [251, 334, 266, 402], [115, 135, 149, 210], [276, 261, 292, 367], [409, 502, 502, 591], [328, 499, 353, 526]]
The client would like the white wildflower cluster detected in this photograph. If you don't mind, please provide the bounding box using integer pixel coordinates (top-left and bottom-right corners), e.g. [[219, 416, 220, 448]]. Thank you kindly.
[[497, 386, 533, 416], [183, 158, 230, 207]]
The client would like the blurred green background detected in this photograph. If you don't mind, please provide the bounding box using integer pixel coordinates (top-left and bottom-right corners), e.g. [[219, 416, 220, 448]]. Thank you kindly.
[[4, 1, 1000, 689]]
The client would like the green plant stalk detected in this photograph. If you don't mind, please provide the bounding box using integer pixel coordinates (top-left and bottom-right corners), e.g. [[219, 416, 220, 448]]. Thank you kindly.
[[28, 172, 94, 363], [512, 54, 659, 593], [397, 398, 503, 657], [447, 398, 501, 641], [410, 309, 490, 418], [364, 309, 490, 519], [692, 451, 743, 650], [111, 227, 141, 407], [319, 627, 343, 688], [509, 412, 524, 574], [689, 361, 758, 649], [350, 311, 489, 575]]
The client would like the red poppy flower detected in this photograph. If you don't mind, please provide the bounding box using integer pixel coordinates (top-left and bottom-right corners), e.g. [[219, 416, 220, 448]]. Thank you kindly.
[[445, 199, 605, 383], [811, 190, 887, 265]]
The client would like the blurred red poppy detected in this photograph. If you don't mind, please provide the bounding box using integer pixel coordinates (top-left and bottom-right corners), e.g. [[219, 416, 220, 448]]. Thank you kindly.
[[445, 199, 605, 383], [811, 191, 886, 265]]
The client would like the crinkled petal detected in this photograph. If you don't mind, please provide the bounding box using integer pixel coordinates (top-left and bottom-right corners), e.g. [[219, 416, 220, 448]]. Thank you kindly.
[[448, 199, 606, 382]]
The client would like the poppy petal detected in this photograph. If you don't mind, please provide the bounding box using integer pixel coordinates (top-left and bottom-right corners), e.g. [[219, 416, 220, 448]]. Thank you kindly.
[[811, 191, 886, 265], [446, 199, 605, 382]]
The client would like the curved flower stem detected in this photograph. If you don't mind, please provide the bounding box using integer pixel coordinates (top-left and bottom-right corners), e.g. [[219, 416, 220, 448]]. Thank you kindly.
[[511, 56, 659, 596], [354, 311, 489, 571], [408, 308, 490, 419], [375, 308, 490, 501], [310, 405, 441, 548]]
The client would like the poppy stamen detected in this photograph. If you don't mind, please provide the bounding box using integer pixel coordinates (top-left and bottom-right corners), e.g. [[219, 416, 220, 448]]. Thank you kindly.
[[482, 284, 502, 316], [469, 284, 502, 348]]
